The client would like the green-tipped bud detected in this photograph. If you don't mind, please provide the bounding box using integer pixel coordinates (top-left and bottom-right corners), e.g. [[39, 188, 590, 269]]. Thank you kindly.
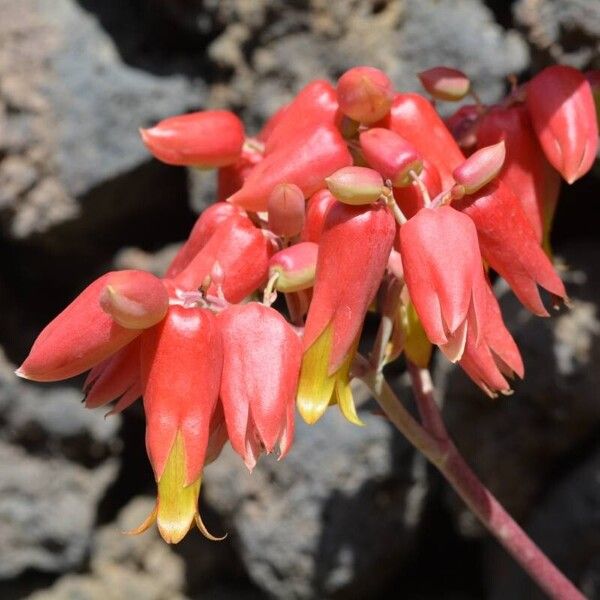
[[326, 166, 385, 205], [452, 140, 506, 195], [269, 242, 318, 293], [418, 66, 471, 102], [267, 182, 306, 238]]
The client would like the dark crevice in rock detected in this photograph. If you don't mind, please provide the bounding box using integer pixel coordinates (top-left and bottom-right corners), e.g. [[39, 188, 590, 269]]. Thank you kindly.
[[484, 0, 517, 29], [0, 570, 58, 600]]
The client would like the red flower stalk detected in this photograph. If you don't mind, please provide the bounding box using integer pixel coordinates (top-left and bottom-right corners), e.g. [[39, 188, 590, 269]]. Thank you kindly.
[[17, 270, 167, 382], [227, 124, 352, 212], [140, 110, 245, 168], [219, 303, 301, 470], [418, 66, 471, 102], [359, 128, 423, 187], [325, 166, 385, 205], [399, 206, 486, 362], [526, 65, 598, 184], [459, 281, 524, 397], [393, 159, 442, 219], [453, 180, 567, 316], [134, 305, 223, 543], [336, 66, 394, 124], [263, 80, 338, 153], [297, 201, 395, 424], [476, 105, 561, 244], [267, 183, 306, 238], [300, 189, 337, 243], [385, 93, 465, 188], [174, 213, 271, 302], [269, 242, 318, 293]]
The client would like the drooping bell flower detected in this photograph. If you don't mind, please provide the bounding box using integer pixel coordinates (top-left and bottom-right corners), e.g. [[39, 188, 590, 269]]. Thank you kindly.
[[326, 166, 385, 205], [526, 65, 598, 184], [267, 183, 306, 238], [393, 159, 442, 219], [452, 140, 506, 196], [219, 303, 301, 470], [359, 128, 423, 187], [263, 80, 339, 153], [476, 105, 561, 244], [84, 338, 141, 413], [336, 66, 394, 124], [300, 189, 337, 243], [297, 201, 396, 424], [384, 93, 466, 188], [217, 142, 264, 201], [166, 203, 244, 278], [17, 270, 168, 382], [227, 124, 352, 212], [459, 280, 524, 397], [140, 110, 245, 168], [418, 66, 471, 102], [257, 102, 290, 144], [453, 180, 567, 316], [174, 213, 271, 302], [133, 305, 223, 543], [399, 206, 486, 362], [269, 242, 318, 293]]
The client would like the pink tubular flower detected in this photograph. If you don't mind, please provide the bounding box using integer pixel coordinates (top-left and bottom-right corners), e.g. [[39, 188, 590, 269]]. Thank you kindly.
[[300, 189, 337, 243], [459, 281, 524, 397], [219, 303, 301, 470], [453, 179, 567, 316], [17, 270, 167, 382], [135, 305, 223, 543], [140, 110, 245, 168], [297, 201, 396, 425], [526, 65, 598, 184], [174, 213, 271, 302], [399, 206, 486, 362], [393, 159, 442, 219]]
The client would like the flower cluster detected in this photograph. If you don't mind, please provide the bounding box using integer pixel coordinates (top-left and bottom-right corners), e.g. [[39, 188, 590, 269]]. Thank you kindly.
[[18, 64, 599, 543]]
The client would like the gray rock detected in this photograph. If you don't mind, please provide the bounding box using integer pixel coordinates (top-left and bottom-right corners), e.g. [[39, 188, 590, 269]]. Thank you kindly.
[[0, 350, 120, 578], [0, 0, 202, 239], [204, 399, 429, 599], [514, 0, 600, 68], [435, 242, 600, 527], [486, 445, 600, 600]]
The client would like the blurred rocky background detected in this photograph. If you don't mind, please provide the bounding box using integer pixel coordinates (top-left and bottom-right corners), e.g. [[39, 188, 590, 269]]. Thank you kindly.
[[0, 0, 598, 598]]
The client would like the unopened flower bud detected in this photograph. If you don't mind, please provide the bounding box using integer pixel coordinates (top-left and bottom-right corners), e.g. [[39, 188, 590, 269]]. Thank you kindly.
[[336, 66, 394, 124], [452, 140, 506, 194], [267, 183, 306, 238], [269, 242, 318, 292], [99, 271, 169, 329], [360, 128, 423, 187], [326, 166, 384, 205], [418, 66, 471, 101], [140, 110, 245, 168]]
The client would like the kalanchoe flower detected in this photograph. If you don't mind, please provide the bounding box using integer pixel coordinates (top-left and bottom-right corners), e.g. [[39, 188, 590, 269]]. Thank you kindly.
[[133, 305, 223, 543], [174, 213, 271, 302], [418, 66, 471, 101], [269, 242, 318, 293], [140, 110, 245, 168], [452, 140, 506, 196], [393, 159, 442, 219], [336, 66, 394, 124], [526, 65, 598, 184], [385, 93, 466, 188], [217, 143, 264, 201], [99, 270, 169, 329], [219, 303, 301, 470], [399, 206, 486, 362], [326, 166, 385, 205], [17, 270, 166, 382], [476, 105, 561, 245], [359, 128, 423, 187], [300, 189, 337, 243], [453, 180, 567, 316], [227, 124, 352, 212], [267, 183, 306, 238], [459, 280, 524, 397], [166, 203, 245, 279], [297, 201, 395, 424]]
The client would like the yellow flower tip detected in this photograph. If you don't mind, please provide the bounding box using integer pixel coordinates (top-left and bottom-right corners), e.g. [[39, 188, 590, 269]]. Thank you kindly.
[[14, 368, 29, 380], [195, 512, 227, 542], [335, 379, 364, 427], [122, 502, 158, 537]]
